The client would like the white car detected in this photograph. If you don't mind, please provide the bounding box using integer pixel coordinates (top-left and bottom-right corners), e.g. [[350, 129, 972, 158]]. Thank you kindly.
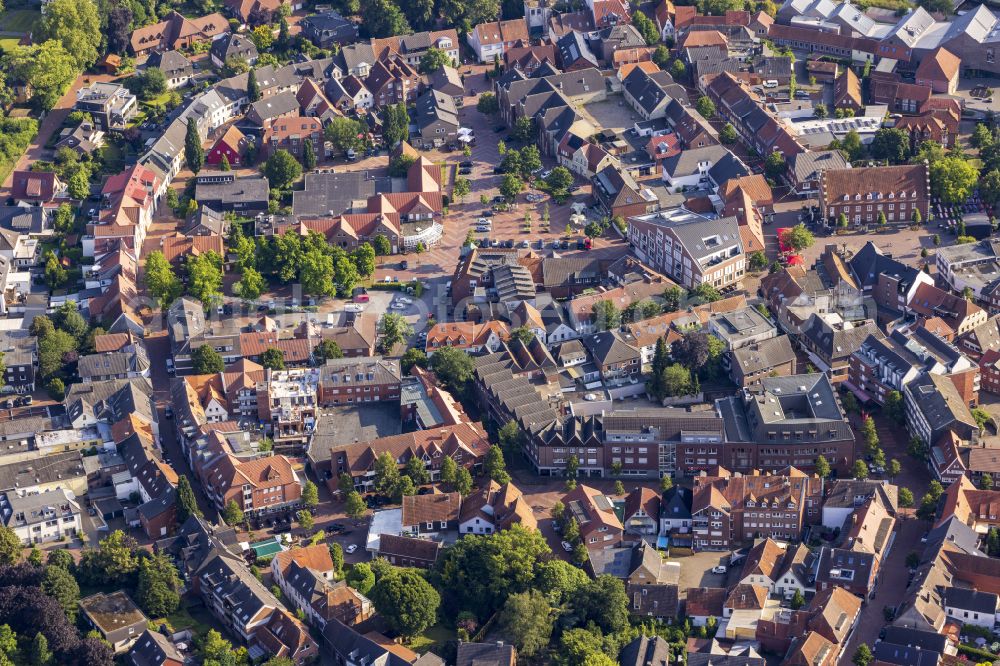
[[561, 541, 573, 552], [400, 297, 413, 304], [383, 276, 395, 283], [345, 544, 358, 554], [712, 565, 727, 574]]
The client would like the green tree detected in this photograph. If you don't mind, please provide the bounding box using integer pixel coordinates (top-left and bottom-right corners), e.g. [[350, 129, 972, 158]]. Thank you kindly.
[[43, 251, 67, 290], [186, 251, 224, 307], [861, 415, 879, 454], [983, 473, 994, 490], [260, 347, 285, 370], [500, 173, 524, 201], [247, 68, 261, 102], [670, 59, 686, 80], [27, 632, 51, 666], [38, 0, 100, 69], [485, 444, 511, 484], [345, 491, 367, 519], [510, 116, 534, 142], [325, 117, 367, 153], [301, 480, 319, 508], [780, 223, 814, 252], [302, 138, 317, 171], [884, 390, 905, 424], [373, 234, 392, 256], [1, 42, 77, 111], [764, 151, 787, 180], [454, 467, 473, 496], [234, 267, 266, 301], [453, 176, 471, 201], [176, 475, 202, 522], [78, 530, 139, 586], [696, 95, 716, 119], [347, 562, 375, 595], [690, 282, 722, 303], [545, 166, 573, 193], [361, 0, 411, 38], [930, 155, 978, 204], [815, 455, 830, 479], [591, 300, 621, 330], [381, 104, 410, 146], [40, 564, 79, 620], [379, 312, 413, 352], [297, 509, 314, 531], [374, 451, 401, 496], [499, 591, 553, 657], [439, 456, 459, 487], [571, 575, 629, 633], [265, 149, 303, 189], [853, 644, 873, 666], [476, 92, 499, 115], [870, 127, 910, 164], [631, 9, 660, 44], [66, 169, 89, 200], [653, 44, 671, 69], [314, 340, 344, 362], [790, 589, 805, 610], [184, 120, 204, 173], [192, 344, 225, 374], [0, 526, 17, 566], [144, 250, 182, 308], [418, 46, 452, 73], [136, 553, 181, 617], [898, 487, 914, 508], [401, 347, 427, 374], [222, 500, 244, 526], [37, 329, 76, 379], [852, 459, 869, 480], [370, 569, 440, 638], [719, 123, 737, 144], [429, 345, 474, 390], [404, 456, 430, 486]]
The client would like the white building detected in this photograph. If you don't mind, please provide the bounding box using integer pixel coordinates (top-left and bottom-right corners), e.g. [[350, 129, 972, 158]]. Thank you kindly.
[[0, 488, 81, 544]]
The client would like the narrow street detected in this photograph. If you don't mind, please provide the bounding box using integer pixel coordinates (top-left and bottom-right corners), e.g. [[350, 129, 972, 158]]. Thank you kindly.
[[145, 332, 219, 521]]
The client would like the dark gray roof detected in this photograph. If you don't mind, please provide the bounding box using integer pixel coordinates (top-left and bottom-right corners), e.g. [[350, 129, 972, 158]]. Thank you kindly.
[[455, 642, 516, 666], [78, 348, 150, 379], [815, 546, 875, 586], [582, 330, 640, 366], [800, 314, 881, 363], [129, 629, 185, 666], [849, 241, 920, 290], [622, 68, 677, 115], [247, 90, 299, 124], [619, 636, 670, 666], [292, 171, 392, 217], [732, 336, 796, 376], [687, 655, 765, 666], [147, 50, 192, 77], [922, 515, 981, 557], [881, 626, 949, 654], [210, 33, 259, 65], [414, 88, 459, 131], [871, 643, 939, 666], [943, 587, 998, 614], [556, 30, 599, 68], [588, 546, 635, 577], [904, 371, 977, 435], [194, 174, 269, 207], [823, 479, 898, 513], [708, 151, 751, 184], [791, 149, 849, 183], [661, 145, 730, 179], [323, 619, 411, 666], [0, 451, 91, 492], [660, 486, 692, 521]]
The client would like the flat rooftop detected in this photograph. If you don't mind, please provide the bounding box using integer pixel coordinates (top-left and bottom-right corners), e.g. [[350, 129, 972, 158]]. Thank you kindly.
[[309, 403, 402, 461]]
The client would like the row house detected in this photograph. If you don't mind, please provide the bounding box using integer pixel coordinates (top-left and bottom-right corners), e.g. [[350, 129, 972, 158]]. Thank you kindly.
[[317, 356, 401, 406], [273, 544, 374, 628], [370, 30, 460, 69], [257, 368, 320, 449], [903, 371, 980, 449], [849, 327, 979, 407], [129, 10, 230, 56], [467, 18, 529, 62], [703, 72, 803, 161], [690, 468, 824, 551], [200, 440, 304, 517], [766, 22, 877, 63], [263, 116, 324, 160]]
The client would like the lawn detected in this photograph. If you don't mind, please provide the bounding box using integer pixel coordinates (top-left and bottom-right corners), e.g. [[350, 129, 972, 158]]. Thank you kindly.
[[406, 623, 453, 654], [0, 9, 40, 34], [0, 37, 20, 54], [150, 604, 215, 638]]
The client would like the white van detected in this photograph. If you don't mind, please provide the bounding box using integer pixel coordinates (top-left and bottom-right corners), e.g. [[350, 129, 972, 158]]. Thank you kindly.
[[763, 80, 779, 88]]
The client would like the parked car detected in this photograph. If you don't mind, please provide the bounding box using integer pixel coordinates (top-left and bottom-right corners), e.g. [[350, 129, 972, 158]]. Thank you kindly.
[[345, 544, 358, 554], [712, 565, 727, 574], [459, 161, 474, 168], [481, 210, 494, 217], [401, 260, 409, 269], [561, 541, 573, 552]]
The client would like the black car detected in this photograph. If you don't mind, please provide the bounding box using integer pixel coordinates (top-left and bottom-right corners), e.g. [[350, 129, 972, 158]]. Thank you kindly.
[[481, 210, 494, 217], [492, 195, 505, 203], [459, 161, 474, 168], [493, 125, 507, 133], [504, 239, 513, 248], [492, 166, 504, 175], [561, 240, 569, 249], [401, 260, 409, 269], [576, 239, 586, 249], [568, 184, 580, 192]]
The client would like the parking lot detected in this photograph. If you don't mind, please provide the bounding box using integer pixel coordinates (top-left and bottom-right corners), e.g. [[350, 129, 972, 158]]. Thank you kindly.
[[675, 549, 734, 594]]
